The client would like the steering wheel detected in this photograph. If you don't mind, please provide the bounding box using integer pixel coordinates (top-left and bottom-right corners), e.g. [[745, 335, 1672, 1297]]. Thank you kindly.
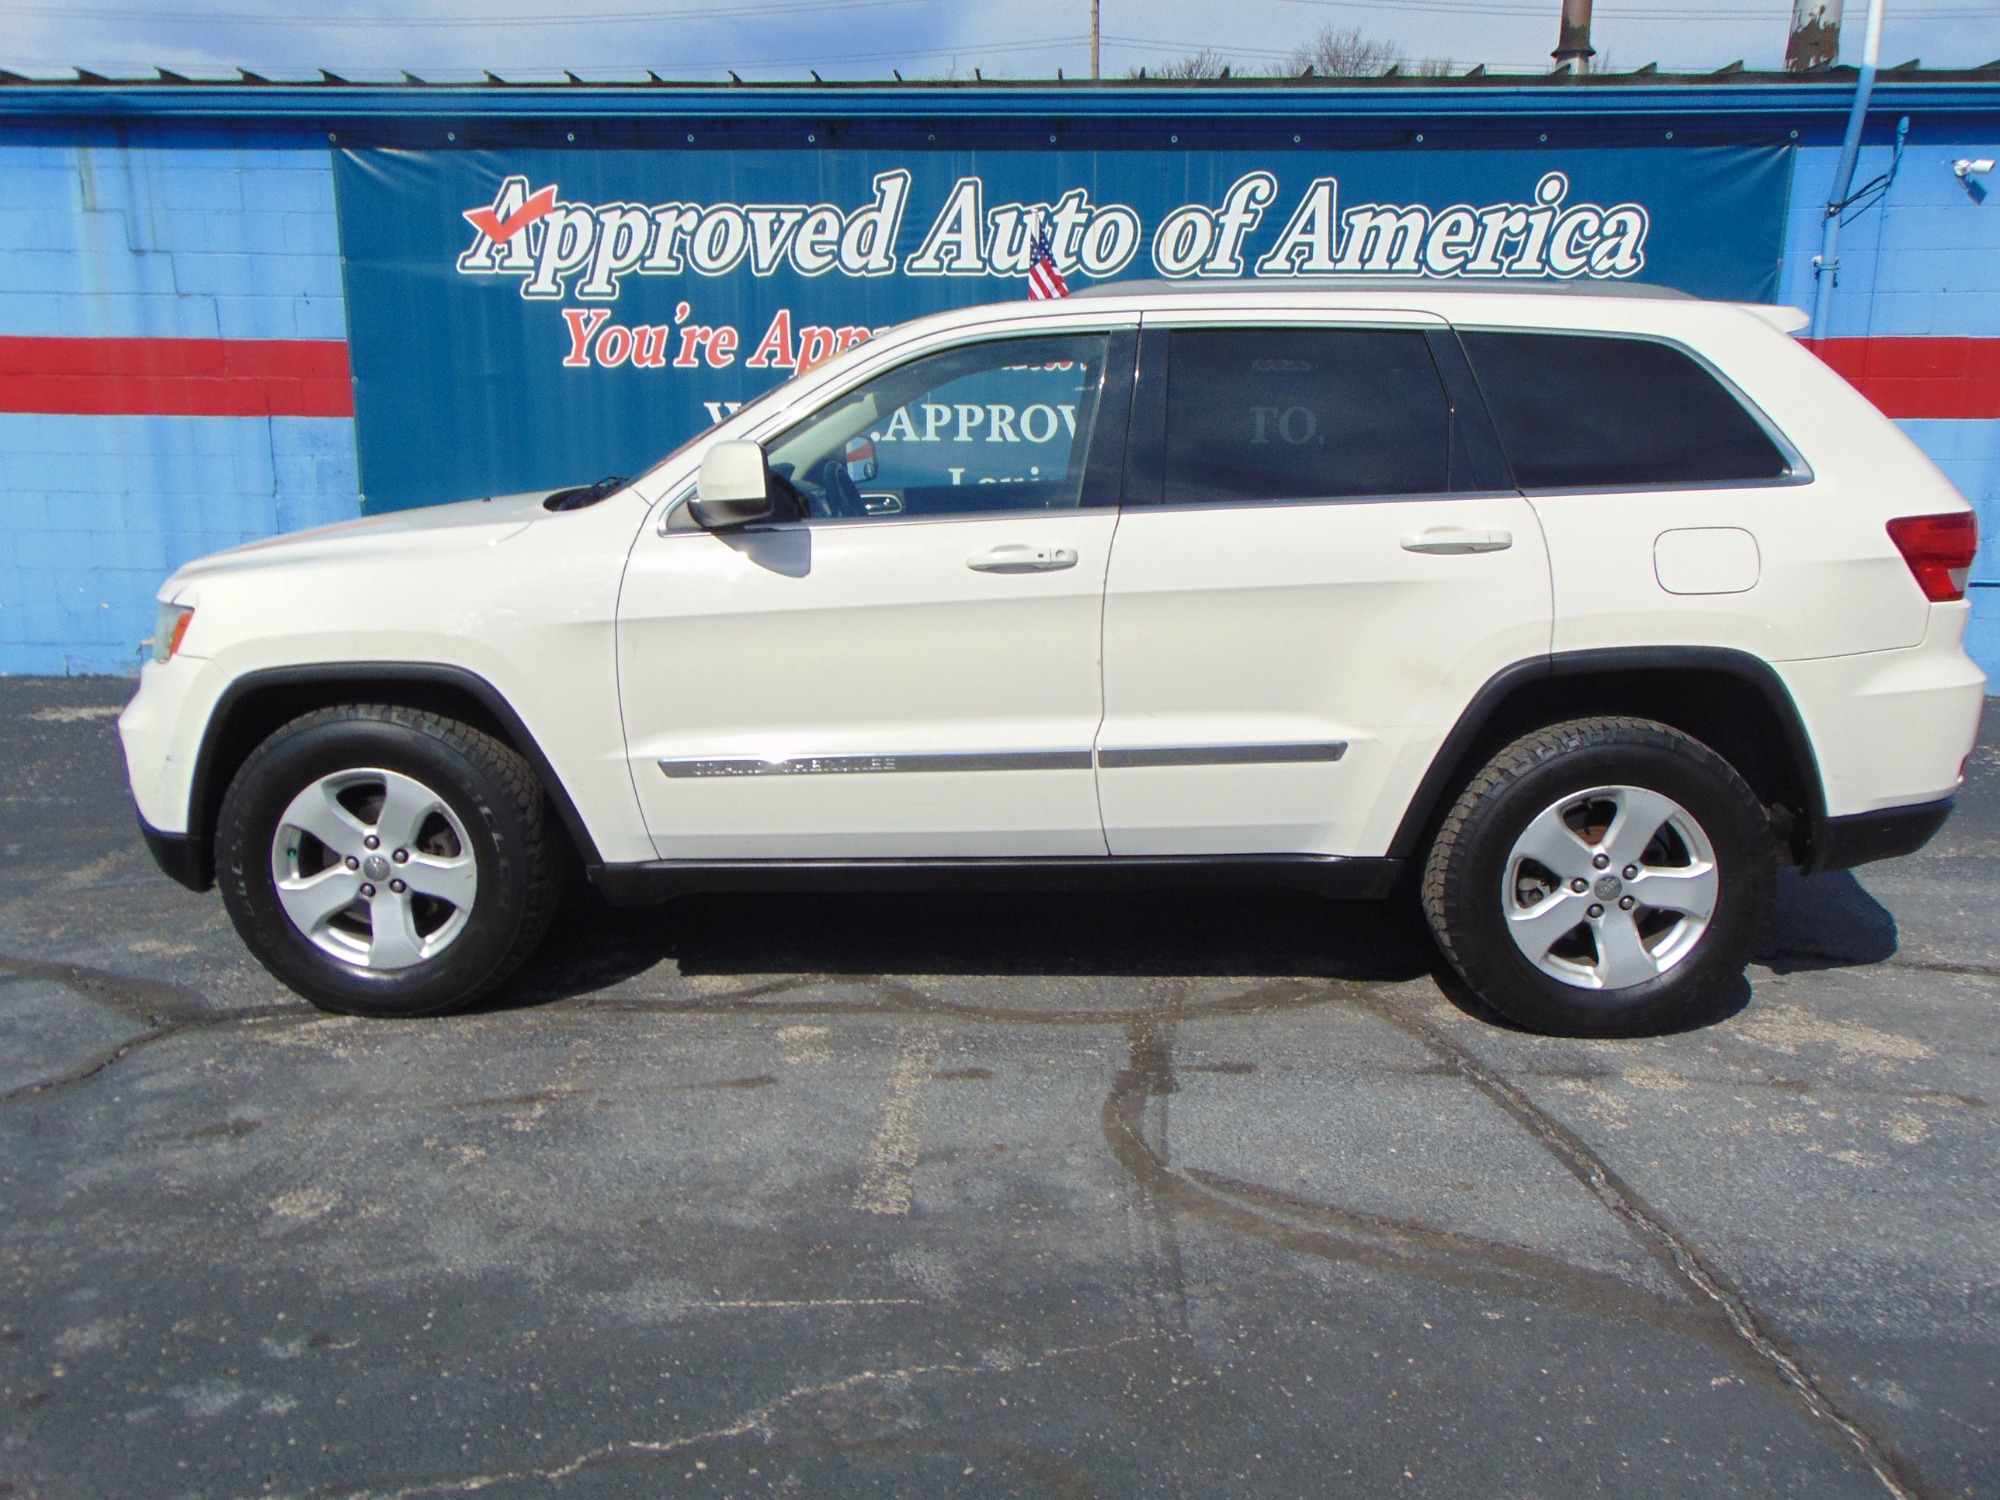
[[816, 457, 865, 519]]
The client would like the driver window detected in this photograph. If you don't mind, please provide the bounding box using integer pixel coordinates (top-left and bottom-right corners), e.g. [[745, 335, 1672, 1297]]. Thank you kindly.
[[764, 332, 1110, 521]]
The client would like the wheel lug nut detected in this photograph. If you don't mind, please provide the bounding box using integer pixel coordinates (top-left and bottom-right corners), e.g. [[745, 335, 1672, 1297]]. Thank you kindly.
[[345, 856, 360, 870], [364, 835, 380, 850], [1623, 865, 1638, 880], [1570, 878, 1588, 894], [1587, 902, 1604, 919], [1619, 895, 1636, 911], [392, 848, 409, 863], [360, 882, 377, 898], [390, 879, 407, 894], [1592, 853, 1610, 870]]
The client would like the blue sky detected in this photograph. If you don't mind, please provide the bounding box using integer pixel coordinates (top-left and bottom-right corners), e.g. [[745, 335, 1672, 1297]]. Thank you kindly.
[[2, 0, 1994, 81]]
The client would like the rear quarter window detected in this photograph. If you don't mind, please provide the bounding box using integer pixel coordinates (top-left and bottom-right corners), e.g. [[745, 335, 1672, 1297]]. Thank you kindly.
[[1459, 330, 1792, 491]]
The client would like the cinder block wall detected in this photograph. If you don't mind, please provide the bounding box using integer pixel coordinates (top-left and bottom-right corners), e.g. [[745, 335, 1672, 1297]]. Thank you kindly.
[[0, 132, 359, 674]]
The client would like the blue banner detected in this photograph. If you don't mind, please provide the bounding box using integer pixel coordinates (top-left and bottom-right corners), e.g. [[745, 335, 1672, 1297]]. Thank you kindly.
[[334, 142, 1791, 512]]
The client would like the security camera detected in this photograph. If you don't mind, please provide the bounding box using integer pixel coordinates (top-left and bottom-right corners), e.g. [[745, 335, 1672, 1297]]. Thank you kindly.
[[1953, 158, 1996, 179]]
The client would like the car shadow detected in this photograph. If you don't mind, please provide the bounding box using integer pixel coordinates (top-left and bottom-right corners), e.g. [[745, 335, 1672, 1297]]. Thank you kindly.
[[1757, 866, 1900, 973], [478, 861, 1905, 1025], [482, 884, 1440, 1013]]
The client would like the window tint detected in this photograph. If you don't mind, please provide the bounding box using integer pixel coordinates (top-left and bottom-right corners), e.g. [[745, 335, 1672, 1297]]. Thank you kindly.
[[764, 333, 1108, 519], [1159, 328, 1451, 505], [1460, 331, 1790, 490]]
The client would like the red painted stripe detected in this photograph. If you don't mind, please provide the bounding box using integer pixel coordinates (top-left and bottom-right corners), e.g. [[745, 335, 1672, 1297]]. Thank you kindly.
[[1809, 336, 2000, 421], [0, 336, 352, 417]]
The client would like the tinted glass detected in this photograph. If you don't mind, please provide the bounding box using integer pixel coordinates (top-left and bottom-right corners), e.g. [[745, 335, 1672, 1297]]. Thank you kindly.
[[1159, 328, 1451, 505], [764, 333, 1108, 519], [1460, 331, 1790, 490]]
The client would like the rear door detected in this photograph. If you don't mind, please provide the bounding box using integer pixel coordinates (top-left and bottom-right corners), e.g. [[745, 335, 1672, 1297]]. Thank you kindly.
[[1095, 311, 1552, 858]]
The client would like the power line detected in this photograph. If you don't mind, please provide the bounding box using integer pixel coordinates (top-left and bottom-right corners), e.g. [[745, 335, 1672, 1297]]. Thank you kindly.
[[0, 0, 922, 26], [21, 35, 1096, 76], [1273, 0, 1981, 18]]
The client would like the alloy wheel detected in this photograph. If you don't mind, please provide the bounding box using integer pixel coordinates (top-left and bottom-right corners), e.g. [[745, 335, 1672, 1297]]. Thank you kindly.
[[1501, 783, 1720, 991], [268, 767, 478, 971]]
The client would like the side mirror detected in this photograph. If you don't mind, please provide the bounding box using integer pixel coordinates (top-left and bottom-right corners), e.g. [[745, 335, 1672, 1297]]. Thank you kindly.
[[689, 440, 774, 529]]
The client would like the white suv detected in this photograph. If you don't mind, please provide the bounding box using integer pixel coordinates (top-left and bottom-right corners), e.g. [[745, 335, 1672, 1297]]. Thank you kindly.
[[119, 284, 1985, 1035]]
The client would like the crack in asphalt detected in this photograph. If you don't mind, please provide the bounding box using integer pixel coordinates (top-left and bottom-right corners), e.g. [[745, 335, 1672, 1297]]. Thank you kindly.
[[293, 1335, 1143, 1500], [1341, 985, 1930, 1500], [0, 950, 307, 1105], [2, 953, 1938, 1498]]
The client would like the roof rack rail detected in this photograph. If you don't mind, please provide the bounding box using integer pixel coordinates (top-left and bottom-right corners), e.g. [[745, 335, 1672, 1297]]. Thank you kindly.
[[1068, 277, 1694, 300]]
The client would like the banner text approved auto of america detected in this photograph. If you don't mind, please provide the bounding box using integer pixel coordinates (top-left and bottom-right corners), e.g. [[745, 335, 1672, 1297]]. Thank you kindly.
[[334, 144, 1789, 510]]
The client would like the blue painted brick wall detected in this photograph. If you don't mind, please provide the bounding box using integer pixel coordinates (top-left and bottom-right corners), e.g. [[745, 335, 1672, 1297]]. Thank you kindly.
[[0, 130, 360, 675], [0, 413, 358, 675], [1781, 138, 2000, 676]]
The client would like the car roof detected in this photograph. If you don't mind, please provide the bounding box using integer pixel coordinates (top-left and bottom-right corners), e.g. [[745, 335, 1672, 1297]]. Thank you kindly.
[[1068, 277, 1694, 302]]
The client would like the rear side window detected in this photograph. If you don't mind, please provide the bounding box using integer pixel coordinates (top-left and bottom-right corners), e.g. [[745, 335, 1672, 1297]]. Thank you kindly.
[[1160, 327, 1451, 505], [1460, 330, 1791, 490]]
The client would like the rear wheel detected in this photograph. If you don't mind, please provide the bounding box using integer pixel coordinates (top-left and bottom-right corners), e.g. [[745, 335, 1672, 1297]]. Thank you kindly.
[[1422, 717, 1776, 1036], [215, 705, 561, 1017]]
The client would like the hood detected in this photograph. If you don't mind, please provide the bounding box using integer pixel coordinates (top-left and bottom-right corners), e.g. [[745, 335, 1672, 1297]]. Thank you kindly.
[[162, 487, 592, 593]]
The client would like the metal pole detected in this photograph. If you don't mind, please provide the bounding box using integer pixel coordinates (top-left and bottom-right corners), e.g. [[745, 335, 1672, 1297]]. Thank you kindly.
[[1812, 0, 1884, 340], [1091, 0, 1100, 80], [1552, 0, 1595, 75]]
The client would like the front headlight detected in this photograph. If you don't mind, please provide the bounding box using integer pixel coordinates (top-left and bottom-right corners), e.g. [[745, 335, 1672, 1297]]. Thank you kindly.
[[152, 602, 194, 664]]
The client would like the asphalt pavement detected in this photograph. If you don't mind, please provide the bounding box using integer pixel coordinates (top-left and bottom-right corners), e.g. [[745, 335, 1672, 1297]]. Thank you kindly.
[[0, 675, 1994, 1499]]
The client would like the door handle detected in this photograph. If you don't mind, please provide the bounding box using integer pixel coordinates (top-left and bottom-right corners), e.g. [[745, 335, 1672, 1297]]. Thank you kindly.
[[1400, 527, 1513, 555], [967, 544, 1079, 574]]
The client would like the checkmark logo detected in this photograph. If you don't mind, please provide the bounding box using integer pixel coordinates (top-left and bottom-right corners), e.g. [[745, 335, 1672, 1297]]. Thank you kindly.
[[463, 184, 558, 245]]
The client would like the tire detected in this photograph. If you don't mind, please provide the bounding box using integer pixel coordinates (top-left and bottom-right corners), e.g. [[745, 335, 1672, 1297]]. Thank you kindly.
[[1422, 716, 1776, 1037], [215, 705, 562, 1017]]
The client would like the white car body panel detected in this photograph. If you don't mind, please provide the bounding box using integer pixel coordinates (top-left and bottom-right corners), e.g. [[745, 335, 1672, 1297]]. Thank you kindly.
[[1098, 493, 1552, 857], [120, 487, 659, 864], [618, 508, 1117, 859]]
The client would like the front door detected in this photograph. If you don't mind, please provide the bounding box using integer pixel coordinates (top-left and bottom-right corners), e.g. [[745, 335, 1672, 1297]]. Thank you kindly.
[[1097, 314, 1553, 858], [618, 327, 1133, 861]]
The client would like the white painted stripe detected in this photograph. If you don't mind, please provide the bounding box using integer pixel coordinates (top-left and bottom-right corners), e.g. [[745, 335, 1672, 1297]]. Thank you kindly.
[[854, 1029, 937, 1216]]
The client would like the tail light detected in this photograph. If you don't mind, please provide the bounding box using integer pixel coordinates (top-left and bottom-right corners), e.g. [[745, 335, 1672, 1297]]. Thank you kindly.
[[1886, 511, 1978, 603]]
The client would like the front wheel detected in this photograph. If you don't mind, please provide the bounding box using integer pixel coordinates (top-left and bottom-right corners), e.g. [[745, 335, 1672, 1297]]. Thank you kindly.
[[1421, 717, 1776, 1037], [215, 705, 562, 1017]]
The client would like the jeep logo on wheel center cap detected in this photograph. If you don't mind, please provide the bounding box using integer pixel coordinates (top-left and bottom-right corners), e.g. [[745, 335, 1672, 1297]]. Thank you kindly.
[[1593, 874, 1623, 900], [363, 854, 392, 882]]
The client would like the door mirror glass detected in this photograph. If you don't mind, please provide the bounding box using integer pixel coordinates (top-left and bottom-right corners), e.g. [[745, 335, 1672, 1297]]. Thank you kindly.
[[690, 439, 774, 528], [842, 435, 878, 484]]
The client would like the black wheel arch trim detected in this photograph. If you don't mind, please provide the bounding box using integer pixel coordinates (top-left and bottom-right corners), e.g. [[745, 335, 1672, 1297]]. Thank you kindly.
[[1387, 646, 1831, 870], [168, 662, 605, 893]]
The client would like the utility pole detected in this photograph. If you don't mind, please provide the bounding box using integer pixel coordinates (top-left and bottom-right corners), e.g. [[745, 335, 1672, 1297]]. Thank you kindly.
[[1551, 0, 1594, 74], [1090, 0, 1100, 80], [1786, 0, 1845, 72]]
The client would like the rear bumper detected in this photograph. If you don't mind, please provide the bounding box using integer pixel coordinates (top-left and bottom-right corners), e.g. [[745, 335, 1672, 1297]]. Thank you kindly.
[[138, 812, 212, 892], [1808, 796, 1954, 875]]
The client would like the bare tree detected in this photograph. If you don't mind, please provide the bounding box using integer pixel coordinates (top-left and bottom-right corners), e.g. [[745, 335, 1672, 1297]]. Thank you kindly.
[[1137, 47, 1230, 79], [1280, 25, 1449, 78]]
